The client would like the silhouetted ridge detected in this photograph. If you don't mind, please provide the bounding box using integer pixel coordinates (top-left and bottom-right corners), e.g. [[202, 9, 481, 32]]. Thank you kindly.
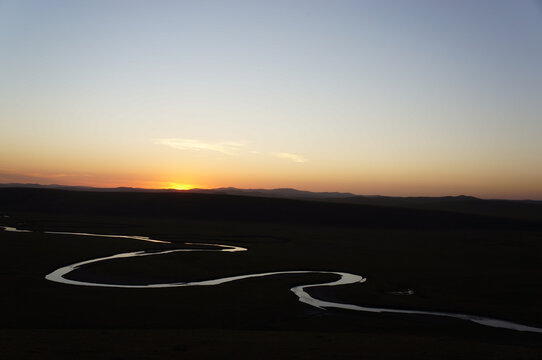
[[0, 188, 539, 230], [333, 194, 542, 222]]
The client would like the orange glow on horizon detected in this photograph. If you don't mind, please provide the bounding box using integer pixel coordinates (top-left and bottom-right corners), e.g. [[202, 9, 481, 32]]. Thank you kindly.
[[164, 183, 198, 190]]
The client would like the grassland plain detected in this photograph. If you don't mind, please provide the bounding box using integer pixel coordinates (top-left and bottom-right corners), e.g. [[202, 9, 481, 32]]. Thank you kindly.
[[1, 188, 542, 359]]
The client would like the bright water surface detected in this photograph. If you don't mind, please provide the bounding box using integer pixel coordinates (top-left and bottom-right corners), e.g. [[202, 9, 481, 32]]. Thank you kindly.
[[2, 225, 542, 333]]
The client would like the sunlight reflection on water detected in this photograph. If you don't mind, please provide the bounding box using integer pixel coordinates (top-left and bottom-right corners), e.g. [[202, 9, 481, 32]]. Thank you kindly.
[[2, 225, 542, 334]]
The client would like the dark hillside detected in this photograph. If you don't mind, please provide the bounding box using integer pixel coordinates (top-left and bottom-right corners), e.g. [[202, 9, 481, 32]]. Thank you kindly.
[[0, 188, 539, 230], [332, 196, 542, 222]]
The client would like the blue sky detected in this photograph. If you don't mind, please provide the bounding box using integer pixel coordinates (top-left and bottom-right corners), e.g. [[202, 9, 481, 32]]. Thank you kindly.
[[1, 0, 541, 198]]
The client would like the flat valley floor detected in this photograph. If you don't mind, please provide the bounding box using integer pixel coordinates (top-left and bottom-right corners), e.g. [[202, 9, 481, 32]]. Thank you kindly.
[[1, 190, 542, 359]]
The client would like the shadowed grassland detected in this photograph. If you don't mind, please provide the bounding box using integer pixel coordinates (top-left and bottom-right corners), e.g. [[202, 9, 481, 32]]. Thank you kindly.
[[1, 188, 542, 359]]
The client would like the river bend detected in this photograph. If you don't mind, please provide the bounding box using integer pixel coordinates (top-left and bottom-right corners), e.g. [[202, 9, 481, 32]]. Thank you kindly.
[[2, 225, 542, 334]]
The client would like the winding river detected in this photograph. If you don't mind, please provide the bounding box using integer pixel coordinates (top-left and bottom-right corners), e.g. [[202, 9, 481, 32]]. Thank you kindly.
[[2, 225, 542, 334]]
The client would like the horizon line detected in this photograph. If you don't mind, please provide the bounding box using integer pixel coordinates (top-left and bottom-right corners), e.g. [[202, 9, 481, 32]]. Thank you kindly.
[[1, 182, 541, 202]]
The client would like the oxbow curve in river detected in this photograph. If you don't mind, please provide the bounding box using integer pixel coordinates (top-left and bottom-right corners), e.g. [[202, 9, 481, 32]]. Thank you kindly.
[[2, 225, 542, 334]]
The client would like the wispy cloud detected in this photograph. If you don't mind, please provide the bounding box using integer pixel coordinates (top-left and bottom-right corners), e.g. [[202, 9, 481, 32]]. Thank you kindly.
[[155, 138, 247, 155], [275, 152, 307, 163], [155, 138, 308, 163]]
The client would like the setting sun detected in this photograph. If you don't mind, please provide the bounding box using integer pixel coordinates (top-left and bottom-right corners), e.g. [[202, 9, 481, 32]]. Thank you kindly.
[[167, 183, 197, 191]]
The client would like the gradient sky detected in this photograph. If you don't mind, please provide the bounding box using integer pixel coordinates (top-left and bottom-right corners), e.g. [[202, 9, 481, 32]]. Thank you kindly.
[[1, 0, 541, 199]]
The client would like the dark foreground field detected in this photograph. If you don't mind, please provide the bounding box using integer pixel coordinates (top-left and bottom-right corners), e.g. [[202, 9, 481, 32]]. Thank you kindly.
[[1, 188, 542, 359]]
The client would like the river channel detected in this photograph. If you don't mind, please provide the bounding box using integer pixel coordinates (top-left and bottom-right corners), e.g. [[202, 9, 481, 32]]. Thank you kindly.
[[2, 225, 542, 333]]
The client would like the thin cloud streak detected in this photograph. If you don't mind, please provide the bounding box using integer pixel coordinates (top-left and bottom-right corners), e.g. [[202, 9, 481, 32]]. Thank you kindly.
[[155, 138, 247, 155], [275, 153, 307, 163], [155, 138, 308, 163]]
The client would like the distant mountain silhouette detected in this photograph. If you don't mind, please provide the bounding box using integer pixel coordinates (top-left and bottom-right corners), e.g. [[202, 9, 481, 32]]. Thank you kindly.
[[187, 187, 356, 199], [332, 195, 542, 222], [1, 187, 541, 230], [1, 183, 540, 223], [0, 183, 167, 193], [0, 183, 355, 198]]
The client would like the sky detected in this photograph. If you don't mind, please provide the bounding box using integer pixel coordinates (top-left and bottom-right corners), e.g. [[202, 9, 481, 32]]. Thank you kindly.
[[1, 0, 541, 199]]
